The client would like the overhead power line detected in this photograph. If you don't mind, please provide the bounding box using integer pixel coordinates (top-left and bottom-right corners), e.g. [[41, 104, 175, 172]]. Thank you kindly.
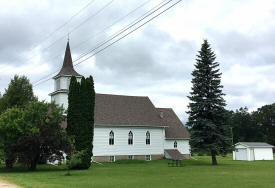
[[31, 0, 170, 85], [4, 0, 153, 78], [33, 0, 182, 87], [0, 0, 114, 74], [0, 0, 95, 70]]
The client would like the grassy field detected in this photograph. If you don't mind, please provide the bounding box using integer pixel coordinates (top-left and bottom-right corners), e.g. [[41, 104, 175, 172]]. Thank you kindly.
[[0, 154, 274, 188]]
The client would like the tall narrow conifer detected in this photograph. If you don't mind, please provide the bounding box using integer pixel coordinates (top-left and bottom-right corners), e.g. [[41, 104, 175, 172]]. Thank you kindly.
[[187, 39, 232, 165], [67, 76, 95, 169]]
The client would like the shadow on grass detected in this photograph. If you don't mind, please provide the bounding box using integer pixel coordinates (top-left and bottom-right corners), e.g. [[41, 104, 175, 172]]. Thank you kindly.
[[0, 164, 68, 174]]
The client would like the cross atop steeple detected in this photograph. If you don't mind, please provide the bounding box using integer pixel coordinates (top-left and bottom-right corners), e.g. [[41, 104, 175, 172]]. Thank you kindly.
[[54, 41, 82, 78]]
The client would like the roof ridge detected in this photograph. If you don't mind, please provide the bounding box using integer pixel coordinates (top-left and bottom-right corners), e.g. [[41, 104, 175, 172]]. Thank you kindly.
[[96, 93, 148, 98]]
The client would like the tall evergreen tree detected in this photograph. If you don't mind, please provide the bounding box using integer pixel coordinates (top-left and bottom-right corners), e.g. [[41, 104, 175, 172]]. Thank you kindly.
[[187, 39, 232, 165], [67, 76, 95, 169]]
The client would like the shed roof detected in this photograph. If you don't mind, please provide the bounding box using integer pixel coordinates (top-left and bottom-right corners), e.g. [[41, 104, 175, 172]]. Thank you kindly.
[[164, 149, 185, 160], [236, 142, 274, 148]]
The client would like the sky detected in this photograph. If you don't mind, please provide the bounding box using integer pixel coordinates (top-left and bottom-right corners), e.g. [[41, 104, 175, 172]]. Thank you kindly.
[[0, 0, 275, 124]]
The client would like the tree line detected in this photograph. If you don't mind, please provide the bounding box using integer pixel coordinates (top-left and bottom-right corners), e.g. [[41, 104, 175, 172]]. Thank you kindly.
[[0, 75, 95, 171], [229, 105, 275, 147]]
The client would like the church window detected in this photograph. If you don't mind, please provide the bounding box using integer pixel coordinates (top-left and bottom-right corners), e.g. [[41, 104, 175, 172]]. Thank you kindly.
[[109, 131, 114, 145], [146, 131, 150, 145], [67, 78, 71, 89], [128, 131, 133, 145], [174, 141, 177, 148], [56, 79, 60, 90]]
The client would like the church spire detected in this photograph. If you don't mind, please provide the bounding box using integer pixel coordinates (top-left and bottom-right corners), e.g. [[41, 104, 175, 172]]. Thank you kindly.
[[54, 41, 82, 78]]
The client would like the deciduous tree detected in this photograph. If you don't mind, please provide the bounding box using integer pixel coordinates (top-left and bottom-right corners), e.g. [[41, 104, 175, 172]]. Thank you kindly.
[[0, 101, 71, 171], [0, 75, 37, 115], [252, 104, 275, 147]]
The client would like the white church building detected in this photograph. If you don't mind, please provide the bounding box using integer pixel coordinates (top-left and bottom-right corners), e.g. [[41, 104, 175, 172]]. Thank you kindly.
[[49, 42, 191, 162]]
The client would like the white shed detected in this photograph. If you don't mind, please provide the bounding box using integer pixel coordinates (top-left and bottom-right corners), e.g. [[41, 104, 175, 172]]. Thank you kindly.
[[233, 142, 274, 161]]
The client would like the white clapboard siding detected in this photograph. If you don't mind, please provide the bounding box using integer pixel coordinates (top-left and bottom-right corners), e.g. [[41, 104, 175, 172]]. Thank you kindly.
[[254, 148, 273, 160], [60, 76, 69, 90], [51, 95, 59, 104], [52, 76, 82, 110], [164, 139, 190, 155], [59, 93, 69, 110], [93, 126, 165, 156]]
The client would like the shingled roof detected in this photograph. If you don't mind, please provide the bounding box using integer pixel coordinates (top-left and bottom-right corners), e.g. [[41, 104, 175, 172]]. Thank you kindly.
[[164, 149, 185, 160], [62, 93, 190, 139], [54, 42, 82, 78], [157, 108, 190, 139], [94, 93, 163, 126]]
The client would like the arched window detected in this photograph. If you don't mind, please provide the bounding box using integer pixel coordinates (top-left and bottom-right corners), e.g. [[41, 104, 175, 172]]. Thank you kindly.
[[109, 131, 114, 145], [146, 131, 150, 145], [174, 141, 177, 148], [128, 131, 133, 145], [67, 78, 71, 89]]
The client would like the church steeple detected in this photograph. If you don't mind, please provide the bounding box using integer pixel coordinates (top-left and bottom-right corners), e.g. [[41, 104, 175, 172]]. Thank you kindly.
[[54, 41, 82, 78], [49, 42, 83, 110]]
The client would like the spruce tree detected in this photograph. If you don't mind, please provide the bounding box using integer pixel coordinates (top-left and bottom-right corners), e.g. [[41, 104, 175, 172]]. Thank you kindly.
[[187, 39, 232, 165]]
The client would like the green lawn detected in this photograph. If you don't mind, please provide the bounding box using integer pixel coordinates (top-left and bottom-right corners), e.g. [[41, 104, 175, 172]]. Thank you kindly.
[[0, 155, 275, 188]]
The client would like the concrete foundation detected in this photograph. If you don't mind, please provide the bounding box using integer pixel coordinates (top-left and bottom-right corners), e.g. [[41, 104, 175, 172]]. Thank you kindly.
[[93, 154, 164, 162]]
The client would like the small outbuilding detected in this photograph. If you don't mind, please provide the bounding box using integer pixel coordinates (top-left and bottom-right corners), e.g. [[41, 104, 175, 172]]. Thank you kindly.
[[233, 142, 274, 161]]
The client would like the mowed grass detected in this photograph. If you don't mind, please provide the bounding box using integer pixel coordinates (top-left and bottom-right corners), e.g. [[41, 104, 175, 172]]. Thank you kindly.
[[0, 154, 275, 188]]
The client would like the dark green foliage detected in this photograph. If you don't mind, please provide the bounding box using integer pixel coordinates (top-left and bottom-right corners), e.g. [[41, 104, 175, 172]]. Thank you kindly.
[[67, 76, 95, 169], [187, 39, 232, 165], [252, 104, 275, 147], [228, 105, 275, 147], [66, 150, 85, 172], [0, 75, 37, 115], [229, 107, 264, 143], [197, 152, 204, 156], [0, 101, 71, 171]]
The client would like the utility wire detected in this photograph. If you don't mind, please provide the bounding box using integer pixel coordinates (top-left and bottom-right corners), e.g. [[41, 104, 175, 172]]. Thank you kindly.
[[31, 0, 170, 85], [3, 0, 154, 78], [0, 0, 95, 70], [33, 0, 182, 87], [72, 0, 170, 65], [0, 0, 114, 74]]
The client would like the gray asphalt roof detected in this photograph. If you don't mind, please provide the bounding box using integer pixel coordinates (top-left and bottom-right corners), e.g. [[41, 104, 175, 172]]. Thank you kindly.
[[157, 108, 190, 139], [237, 142, 274, 147], [94, 94, 190, 138], [94, 93, 163, 126], [54, 42, 82, 78], [165, 149, 185, 160], [62, 93, 190, 139]]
